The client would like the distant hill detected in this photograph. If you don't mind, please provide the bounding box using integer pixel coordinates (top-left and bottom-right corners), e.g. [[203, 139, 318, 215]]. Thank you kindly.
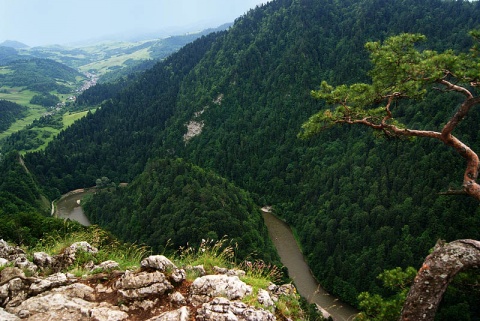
[[0, 58, 85, 93], [18, 23, 233, 81], [0, 47, 22, 65], [0, 40, 29, 49]]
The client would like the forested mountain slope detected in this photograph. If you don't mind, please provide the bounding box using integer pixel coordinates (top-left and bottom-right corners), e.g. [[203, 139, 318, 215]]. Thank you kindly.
[[0, 100, 26, 132], [23, 0, 480, 317], [83, 158, 279, 263]]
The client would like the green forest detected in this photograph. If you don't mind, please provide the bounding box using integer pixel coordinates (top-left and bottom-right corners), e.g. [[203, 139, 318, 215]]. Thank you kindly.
[[0, 58, 84, 94], [83, 158, 279, 263], [0, 0, 479, 320], [0, 100, 26, 132]]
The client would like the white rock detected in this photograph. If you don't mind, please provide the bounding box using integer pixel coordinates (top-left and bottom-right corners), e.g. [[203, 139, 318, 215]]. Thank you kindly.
[[141, 255, 177, 271], [68, 242, 98, 254], [171, 268, 186, 283], [33, 252, 54, 268], [147, 306, 190, 321], [0, 307, 19, 321], [196, 297, 276, 321], [91, 260, 120, 272], [0, 258, 8, 267], [90, 306, 129, 321], [257, 289, 274, 308], [169, 291, 186, 305], [190, 275, 252, 306], [116, 271, 173, 299], [30, 273, 68, 294]]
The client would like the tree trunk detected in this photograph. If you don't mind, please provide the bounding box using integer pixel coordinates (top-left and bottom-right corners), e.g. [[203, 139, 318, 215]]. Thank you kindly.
[[400, 239, 480, 321]]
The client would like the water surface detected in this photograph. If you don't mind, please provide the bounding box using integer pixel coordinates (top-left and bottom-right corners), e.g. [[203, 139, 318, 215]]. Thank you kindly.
[[263, 210, 358, 321], [54, 189, 93, 226]]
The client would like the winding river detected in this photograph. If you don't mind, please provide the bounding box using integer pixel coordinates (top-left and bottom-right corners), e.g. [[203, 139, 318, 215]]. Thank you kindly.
[[54, 191, 357, 320], [262, 210, 358, 321], [53, 189, 93, 226]]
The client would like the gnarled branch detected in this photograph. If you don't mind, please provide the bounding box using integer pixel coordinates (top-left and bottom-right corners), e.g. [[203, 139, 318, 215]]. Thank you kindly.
[[400, 239, 480, 321]]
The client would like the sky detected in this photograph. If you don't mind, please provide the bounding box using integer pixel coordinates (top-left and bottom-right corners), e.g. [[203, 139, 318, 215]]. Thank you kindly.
[[0, 0, 271, 47]]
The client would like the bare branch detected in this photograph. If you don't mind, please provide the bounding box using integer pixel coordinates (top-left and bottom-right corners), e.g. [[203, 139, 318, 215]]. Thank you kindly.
[[437, 79, 474, 98]]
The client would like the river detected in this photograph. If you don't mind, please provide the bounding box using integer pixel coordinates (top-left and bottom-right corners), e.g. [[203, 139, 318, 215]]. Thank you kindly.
[[54, 190, 357, 320], [53, 189, 93, 226], [262, 210, 358, 321]]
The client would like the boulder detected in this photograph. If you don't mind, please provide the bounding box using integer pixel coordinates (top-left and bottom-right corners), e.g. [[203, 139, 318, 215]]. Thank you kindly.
[[90, 305, 129, 321], [169, 291, 186, 306], [0, 307, 19, 321], [0, 258, 8, 267], [13, 257, 37, 274], [141, 255, 177, 272], [29, 273, 69, 295], [190, 275, 252, 306], [90, 260, 120, 272], [196, 297, 276, 321], [257, 289, 274, 308], [32, 252, 54, 269], [115, 270, 173, 299], [147, 306, 190, 321], [0, 240, 25, 261], [170, 268, 186, 283]]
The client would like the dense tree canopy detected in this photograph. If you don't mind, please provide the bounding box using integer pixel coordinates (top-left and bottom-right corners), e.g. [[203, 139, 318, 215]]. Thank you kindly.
[[302, 31, 480, 198], [301, 32, 480, 321], [83, 158, 279, 263], [0, 100, 26, 132]]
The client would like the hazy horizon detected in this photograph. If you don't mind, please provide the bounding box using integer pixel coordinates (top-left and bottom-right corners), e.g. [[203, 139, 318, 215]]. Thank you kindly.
[[0, 0, 271, 47]]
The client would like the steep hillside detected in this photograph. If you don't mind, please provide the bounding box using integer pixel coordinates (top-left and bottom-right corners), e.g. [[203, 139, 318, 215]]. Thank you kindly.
[[22, 0, 480, 317], [0, 151, 85, 245], [83, 158, 279, 263]]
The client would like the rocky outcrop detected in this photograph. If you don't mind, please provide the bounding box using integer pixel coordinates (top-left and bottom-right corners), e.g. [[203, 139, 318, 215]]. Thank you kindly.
[[0, 239, 301, 321]]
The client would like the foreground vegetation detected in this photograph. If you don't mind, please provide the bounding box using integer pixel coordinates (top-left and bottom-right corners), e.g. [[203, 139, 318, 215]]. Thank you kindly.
[[5, 226, 322, 320]]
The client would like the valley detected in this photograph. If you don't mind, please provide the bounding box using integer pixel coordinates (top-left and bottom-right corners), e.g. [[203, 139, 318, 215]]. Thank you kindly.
[[53, 188, 359, 320], [1, 0, 480, 320]]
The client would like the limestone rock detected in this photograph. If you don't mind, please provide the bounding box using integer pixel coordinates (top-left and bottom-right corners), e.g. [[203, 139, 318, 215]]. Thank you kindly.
[[190, 275, 252, 306], [50, 283, 96, 301], [0, 258, 8, 267], [0, 240, 25, 261], [32, 252, 54, 269], [196, 297, 276, 321], [268, 283, 296, 301], [213, 266, 246, 277], [170, 268, 186, 283], [1, 268, 29, 308], [67, 242, 98, 255], [90, 260, 120, 272], [147, 306, 190, 321], [29, 273, 68, 295], [0, 307, 19, 321], [257, 289, 274, 308], [90, 305, 129, 321], [13, 257, 37, 274], [116, 270, 173, 299], [141, 255, 177, 271], [169, 291, 186, 306]]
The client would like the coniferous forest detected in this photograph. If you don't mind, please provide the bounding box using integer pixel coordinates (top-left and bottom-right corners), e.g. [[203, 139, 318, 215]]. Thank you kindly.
[[1, 0, 480, 319]]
